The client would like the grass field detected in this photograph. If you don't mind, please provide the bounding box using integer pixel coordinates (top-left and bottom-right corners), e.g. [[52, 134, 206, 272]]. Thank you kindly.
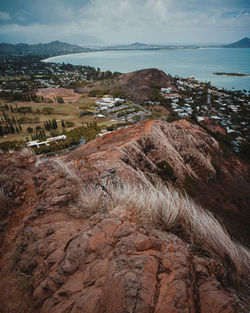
[[0, 91, 114, 143]]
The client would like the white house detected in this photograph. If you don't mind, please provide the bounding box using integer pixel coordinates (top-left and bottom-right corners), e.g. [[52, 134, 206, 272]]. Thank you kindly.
[[197, 116, 204, 123], [26, 135, 67, 148], [161, 87, 172, 94]]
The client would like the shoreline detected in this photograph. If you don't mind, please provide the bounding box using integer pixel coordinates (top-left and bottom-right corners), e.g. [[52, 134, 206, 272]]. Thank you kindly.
[[42, 51, 92, 62], [42, 47, 227, 63]]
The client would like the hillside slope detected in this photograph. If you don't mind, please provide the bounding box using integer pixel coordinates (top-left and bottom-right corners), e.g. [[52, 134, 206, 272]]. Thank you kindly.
[[0, 40, 90, 56], [77, 68, 176, 101], [0, 151, 249, 312], [225, 37, 250, 48], [62, 119, 250, 246]]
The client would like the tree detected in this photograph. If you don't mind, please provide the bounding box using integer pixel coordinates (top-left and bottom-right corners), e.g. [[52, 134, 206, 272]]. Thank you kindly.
[[61, 119, 65, 128], [57, 96, 64, 103], [52, 118, 58, 129], [41, 107, 54, 115], [27, 127, 33, 134], [10, 124, 15, 133]]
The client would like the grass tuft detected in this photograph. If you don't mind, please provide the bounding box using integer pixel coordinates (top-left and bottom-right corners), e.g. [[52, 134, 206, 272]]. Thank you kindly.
[[20, 147, 35, 158], [52, 158, 81, 186], [77, 177, 250, 302], [0, 187, 9, 217]]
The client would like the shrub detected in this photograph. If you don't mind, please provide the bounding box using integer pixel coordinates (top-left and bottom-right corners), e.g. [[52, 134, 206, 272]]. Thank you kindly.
[[52, 159, 81, 186], [57, 96, 64, 103], [65, 121, 75, 127], [41, 107, 54, 115], [0, 187, 9, 218], [157, 160, 175, 181], [20, 148, 34, 158], [0, 140, 24, 153]]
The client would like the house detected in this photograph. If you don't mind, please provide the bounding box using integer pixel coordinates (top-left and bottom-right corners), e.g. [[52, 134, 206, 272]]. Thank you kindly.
[[197, 116, 204, 122], [178, 112, 189, 118], [161, 87, 172, 94], [114, 98, 125, 103]]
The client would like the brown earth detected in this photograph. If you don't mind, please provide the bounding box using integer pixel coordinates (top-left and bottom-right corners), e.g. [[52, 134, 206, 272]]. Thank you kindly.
[[35, 87, 82, 102], [0, 152, 249, 312], [200, 117, 226, 135], [76, 68, 177, 101], [62, 119, 250, 247]]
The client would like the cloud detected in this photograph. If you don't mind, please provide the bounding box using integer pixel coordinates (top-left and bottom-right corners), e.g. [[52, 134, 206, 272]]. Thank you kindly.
[[0, 11, 11, 21], [0, 22, 102, 44], [0, 0, 249, 44]]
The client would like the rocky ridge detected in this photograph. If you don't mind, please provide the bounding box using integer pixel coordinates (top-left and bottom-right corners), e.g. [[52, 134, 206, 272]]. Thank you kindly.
[[0, 119, 249, 313], [62, 119, 250, 246]]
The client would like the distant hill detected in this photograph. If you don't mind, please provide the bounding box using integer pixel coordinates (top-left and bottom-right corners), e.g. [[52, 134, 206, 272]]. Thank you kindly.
[[105, 42, 169, 50], [224, 37, 250, 48], [77, 68, 178, 101], [0, 40, 91, 57]]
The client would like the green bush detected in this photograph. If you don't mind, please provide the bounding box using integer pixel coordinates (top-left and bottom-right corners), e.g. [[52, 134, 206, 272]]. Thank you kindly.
[[157, 160, 176, 181], [88, 88, 110, 97], [0, 140, 25, 152], [65, 121, 75, 127], [41, 107, 54, 115]]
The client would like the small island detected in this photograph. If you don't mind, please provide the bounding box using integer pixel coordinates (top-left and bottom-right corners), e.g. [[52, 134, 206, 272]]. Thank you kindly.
[[213, 72, 249, 77]]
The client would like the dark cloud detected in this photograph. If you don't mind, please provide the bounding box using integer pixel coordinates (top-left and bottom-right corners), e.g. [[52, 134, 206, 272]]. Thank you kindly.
[[0, 0, 249, 44]]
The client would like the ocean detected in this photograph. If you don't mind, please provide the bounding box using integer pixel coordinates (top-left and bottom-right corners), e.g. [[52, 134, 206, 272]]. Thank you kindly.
[[44, 48, 250, 91]]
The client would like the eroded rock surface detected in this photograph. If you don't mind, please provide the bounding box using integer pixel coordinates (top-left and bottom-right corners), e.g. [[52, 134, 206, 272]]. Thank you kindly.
[[0, 152, 249, 313], [62, 120, 250, 246]]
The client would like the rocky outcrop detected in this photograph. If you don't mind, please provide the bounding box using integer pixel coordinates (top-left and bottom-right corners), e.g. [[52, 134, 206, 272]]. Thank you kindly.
[[0, 119, 249, 312], [62, 120, 250, 247], [0, 152, 248, 312]]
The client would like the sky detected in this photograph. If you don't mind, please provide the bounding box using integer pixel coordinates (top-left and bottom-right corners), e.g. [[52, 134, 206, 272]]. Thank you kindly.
[[0, 0, 249, 45]]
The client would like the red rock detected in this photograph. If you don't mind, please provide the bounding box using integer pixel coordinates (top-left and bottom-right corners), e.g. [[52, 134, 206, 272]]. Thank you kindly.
[[0, 126, 249, 313]]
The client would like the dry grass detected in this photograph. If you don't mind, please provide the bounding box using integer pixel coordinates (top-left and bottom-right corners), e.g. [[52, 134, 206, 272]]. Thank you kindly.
[[0, 174, 8, 186], [20, 147, 35, 158], [0, 187, 9, 216], [52, 158, 81, 186], [35, 157, 48, 167], [49, 158, 249, 302], [77, 177, 250, 302]]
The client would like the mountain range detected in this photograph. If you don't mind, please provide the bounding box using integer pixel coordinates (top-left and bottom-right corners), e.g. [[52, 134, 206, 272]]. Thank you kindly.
[[224, 37, 250, 48], [0, 40, 91, 57], [0, 37, 249, 57]]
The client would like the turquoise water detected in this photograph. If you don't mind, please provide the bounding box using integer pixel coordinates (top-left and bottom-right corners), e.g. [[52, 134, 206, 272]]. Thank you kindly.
[[45, 48, 250, 91]]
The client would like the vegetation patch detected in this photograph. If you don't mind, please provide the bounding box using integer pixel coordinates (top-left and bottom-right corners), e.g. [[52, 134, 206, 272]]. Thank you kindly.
[[157, 160, 176, 181]]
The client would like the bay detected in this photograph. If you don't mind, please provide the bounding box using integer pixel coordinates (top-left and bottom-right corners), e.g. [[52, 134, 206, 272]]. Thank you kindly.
[[44, 48, 250, 91]]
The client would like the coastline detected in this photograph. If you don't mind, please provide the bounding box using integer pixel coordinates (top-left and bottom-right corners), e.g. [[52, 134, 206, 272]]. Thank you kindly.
[[42, 51, 91, 62], [41, 48, 250, 91], [41, 47, 220, 63]]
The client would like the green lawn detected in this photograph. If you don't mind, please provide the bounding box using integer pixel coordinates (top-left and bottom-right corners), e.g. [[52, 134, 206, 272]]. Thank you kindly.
[[0, 95, 112, 143]]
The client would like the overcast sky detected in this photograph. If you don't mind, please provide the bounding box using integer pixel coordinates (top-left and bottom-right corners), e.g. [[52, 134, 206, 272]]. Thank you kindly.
[[0, 0, 249, 45]]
